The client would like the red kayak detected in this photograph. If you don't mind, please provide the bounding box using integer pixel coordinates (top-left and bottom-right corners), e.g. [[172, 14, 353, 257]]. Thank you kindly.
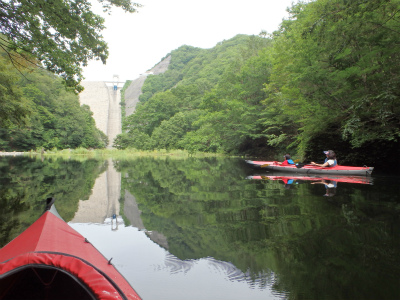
[[0, 198, 141, 300], [247, 173, 373, 185], [246, 160, 374, 176]]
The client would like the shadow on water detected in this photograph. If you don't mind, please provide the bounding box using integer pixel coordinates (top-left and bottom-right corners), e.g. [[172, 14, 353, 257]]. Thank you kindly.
[[1, 155, 400, 300]]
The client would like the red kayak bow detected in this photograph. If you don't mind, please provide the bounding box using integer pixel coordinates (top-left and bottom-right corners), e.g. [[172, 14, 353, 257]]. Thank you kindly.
[[0, 199, 141, 300]]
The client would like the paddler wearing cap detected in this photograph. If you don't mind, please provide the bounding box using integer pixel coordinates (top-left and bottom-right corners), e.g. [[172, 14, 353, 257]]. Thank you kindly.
[[311, 150, 337, 167]]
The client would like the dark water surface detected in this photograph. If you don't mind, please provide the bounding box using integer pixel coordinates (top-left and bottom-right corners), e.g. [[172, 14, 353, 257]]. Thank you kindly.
[[1, 156, 399, 300]]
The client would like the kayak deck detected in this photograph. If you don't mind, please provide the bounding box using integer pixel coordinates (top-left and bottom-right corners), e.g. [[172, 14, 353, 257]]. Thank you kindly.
[[0, 199, 141, 300], [246, 160, 374, 176]]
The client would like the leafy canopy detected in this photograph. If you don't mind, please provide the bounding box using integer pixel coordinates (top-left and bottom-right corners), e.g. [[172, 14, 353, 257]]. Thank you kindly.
[[268, 0, 400, 155], [0, 56, 107, 151], [0, 0, 141, 93]]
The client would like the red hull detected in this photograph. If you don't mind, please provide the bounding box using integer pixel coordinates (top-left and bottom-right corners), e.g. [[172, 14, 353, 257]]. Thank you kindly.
[[247, 174, 373, 185], [0, 201, 141, 300], [246, 160, 374, 176]]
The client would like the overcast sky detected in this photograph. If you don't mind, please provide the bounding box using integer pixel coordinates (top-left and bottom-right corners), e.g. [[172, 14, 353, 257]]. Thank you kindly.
[[82, 0, 295, 82]]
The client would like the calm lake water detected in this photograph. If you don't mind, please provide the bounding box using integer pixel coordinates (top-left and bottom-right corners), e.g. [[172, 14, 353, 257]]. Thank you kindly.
[[1, 155, 399, 300]]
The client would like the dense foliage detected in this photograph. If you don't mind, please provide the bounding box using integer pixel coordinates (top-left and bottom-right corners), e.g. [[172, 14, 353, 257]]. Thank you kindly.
[[0, 47, 107, 151], [116, 35, 275, 154], [0, 0, 141, 93], [0, 0, 138, 151], [117, 0, 400, 171], [267, 0, 400, 165]]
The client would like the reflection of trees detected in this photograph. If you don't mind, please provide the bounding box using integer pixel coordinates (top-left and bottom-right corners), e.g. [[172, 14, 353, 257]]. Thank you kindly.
[[268, 208, 400, 299], [118, 157, 400, 299], [161, 252, 277, 289], [0, 190, 29, 247], [0, 156, 106, 246], [163, 253, 194, 274]]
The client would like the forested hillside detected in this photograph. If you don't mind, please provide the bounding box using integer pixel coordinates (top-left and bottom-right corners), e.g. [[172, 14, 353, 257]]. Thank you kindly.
[[116, 35, 273, 153], [0, 44, 107, 151], [117, 0, 399, 171]]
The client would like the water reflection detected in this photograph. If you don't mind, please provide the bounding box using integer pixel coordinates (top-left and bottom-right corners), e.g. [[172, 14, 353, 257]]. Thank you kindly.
[[69, 223, 282, 300], [247, 173, 373, 184], [104, 214, 124, 231], [124, 190, 145, 229], [1, 156, 399, 300], [160, 253, 280, 291], [70, 158, 121, 224], [247, 172, 373, 195], [311, 179, 337, 196], [0, 156, 106, 245]]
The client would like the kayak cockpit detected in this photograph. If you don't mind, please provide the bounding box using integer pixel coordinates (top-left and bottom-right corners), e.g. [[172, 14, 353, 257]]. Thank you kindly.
[[0, 198, 142, 300], [0, 265, 96, 300]]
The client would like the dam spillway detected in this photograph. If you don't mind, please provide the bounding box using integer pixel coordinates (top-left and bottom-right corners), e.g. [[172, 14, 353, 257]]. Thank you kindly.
[[79, 81, 122, 148]]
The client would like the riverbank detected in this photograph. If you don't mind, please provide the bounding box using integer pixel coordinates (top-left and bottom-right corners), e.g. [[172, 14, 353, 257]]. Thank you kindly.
[[0, 148, 228, 160]]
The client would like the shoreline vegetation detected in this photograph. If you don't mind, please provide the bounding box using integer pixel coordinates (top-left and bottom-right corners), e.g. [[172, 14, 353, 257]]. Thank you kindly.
[[0, 148, 228, 159]]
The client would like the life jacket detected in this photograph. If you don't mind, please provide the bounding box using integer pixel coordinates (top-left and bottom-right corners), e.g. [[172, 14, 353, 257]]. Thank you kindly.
[[282, 159, 295, 165], [324, 158, 337, 167]]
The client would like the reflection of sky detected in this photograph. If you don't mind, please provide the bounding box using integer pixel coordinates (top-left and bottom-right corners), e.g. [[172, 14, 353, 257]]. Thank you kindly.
[[69, 223, 284, 300]]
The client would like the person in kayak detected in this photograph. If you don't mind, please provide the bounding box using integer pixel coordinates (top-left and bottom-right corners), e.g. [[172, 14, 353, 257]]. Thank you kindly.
[[311, 150, 337, 167], [279, 154, 295, 166]]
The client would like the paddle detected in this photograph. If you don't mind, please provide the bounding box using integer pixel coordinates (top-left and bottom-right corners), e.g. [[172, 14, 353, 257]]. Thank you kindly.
[[295, 161, 325, 168], [295, 163, 308, 168], [261, 163, 273, 167]]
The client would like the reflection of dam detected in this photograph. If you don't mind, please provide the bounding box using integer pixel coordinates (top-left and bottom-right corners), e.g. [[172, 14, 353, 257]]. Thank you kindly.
[[68, 160, 160, 240], [71, 159, 121, 223], [69, 159, 152, 227], [69, 160, 167, 247]]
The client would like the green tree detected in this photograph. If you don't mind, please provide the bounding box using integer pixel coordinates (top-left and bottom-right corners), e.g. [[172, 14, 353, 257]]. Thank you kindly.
[[151, 110, 203, 150], [267, 0, 400, 156], [113, 129, 152, 150], [0, 49, 30, 127], [124, 35, 273, 154], [0, 0, 141, 93], [187, 45, 275, 155], [0, 68, 106, 151], [125, 90, 180, 136], [80, 105, 108, 148]]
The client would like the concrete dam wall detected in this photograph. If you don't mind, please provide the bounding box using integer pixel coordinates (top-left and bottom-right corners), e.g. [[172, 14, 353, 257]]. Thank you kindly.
[[75, 57, 170, 225], [78, 55, 171, 146], [79, 81, 122, 148]]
